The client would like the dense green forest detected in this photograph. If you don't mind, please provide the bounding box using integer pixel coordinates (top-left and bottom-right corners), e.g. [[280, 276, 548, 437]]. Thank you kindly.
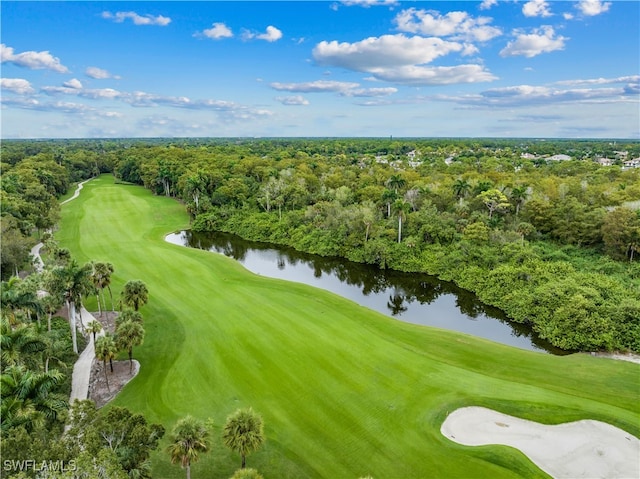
[[2, 137, 640, 353]]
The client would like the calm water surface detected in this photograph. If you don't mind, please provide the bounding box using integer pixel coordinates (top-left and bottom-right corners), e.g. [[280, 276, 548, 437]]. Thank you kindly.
[[166, 230, 566, 355]]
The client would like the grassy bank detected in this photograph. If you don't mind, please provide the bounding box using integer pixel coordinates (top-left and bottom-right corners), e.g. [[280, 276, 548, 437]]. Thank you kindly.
[[56, 175, 639, 479]]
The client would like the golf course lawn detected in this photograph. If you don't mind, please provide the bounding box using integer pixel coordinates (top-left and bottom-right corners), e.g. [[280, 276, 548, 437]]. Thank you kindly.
[[56, 175, 640, 479]]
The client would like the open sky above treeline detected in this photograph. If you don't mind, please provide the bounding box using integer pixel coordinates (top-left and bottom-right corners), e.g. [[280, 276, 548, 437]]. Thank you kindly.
[[1, 0, 638, 139]]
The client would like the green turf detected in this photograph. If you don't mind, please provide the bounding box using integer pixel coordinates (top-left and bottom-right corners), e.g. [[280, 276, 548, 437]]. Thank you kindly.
[[56, 175, 640, 479]]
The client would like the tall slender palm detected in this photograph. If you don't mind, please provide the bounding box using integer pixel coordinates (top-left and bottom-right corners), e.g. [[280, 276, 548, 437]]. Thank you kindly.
[[184, 172, 207, 214], [47, 260, 93, 354], [381, 189, 397, 218], [386, 174, 406, 195], [90, 262, 114, 316], [120, 280, 149, 311], [115, 320, 144, 373], [223, 408, 265, 469], [41, 328, 68, 374], [87, 319, 103, 344], [510, 185, 529, 217], [40, 292, 62, 332], [167, 416, 210, 479], [95, 334, 116, 391], [393, 199, 411, 243]]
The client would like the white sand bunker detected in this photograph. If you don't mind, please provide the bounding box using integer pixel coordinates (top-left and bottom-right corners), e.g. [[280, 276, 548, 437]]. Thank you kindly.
[[441, 406, 639, 479]]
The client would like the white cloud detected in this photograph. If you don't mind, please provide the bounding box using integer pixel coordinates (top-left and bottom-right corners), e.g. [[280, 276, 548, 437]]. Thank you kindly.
[[393, 9, 502, 42], [1, 43, 69, 73], [243, 25, 283, 42], [368, 64, 497, 85], [576, 0, 611, 16], [275, 95, 310, 105], [101, 11, 171, 26], [341, 87, 398, 97], [312, 34, 495, 85], [523, 0, 553, 17], [63, 78, 83, 89], [435, 81, 638, 108], [563, 12, 575, 20], [271, 81, 397, 97], [270, 80, 361, 93], [500, 26, 567, 58], [313, 34, 464, 70], [0, 97, 123, 117], [257, 26, 283, 42], [36, 80, 274, 121], [199, 22, 233, 40], [42, 85, 123, 99], [1, 78, 35, 95], [555, 75, 640, 86], [85, 66, 120, 79], [479, 0, 498, 10]]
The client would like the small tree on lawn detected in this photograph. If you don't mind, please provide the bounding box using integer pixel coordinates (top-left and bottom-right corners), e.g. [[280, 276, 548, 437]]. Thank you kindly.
[[115, 320, 144, 374], [120, 280, 148, 311], [222, 407, 265, 469], [167, 416, 210, 479]]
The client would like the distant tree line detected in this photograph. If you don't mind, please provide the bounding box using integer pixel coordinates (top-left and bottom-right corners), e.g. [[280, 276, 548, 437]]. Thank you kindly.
[[2, 138, 639, 354]]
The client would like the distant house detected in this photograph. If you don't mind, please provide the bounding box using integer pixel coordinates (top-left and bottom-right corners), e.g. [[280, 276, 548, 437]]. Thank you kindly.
[[406, 150, 418, 160], [444, 156, 455, 165], [547, 154, 572, 161], [622, 158, 640, 170], [596, 158, 614, 166], [521, 153, 537, 160]]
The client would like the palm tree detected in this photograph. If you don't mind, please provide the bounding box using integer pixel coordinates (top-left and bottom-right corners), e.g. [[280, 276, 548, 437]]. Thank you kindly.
[[393, 199, 411, 243], [452, 178, 471, 202], [90, 262, 113, 318], [40, 292, 62, 332], [115, 309, 143, 328], [222, 407, 265, 469], [0, 318, 46, 370], [1, 276, 43, 326], [0, 364, 66, 432], [87, 319, 103, 344], [48, 260, 93, 354], [120, 280, 149, 311], [386, 174, 406, 195], [184, 172, 207, 214], [41, 328, 68, 374], [381, 189, 397, 218], [115, 320, 144, 374], [516, 222, 536, 246], [95, 334, 116, 391], [167, 416, 210, 479], [510, 185, 529, 217]]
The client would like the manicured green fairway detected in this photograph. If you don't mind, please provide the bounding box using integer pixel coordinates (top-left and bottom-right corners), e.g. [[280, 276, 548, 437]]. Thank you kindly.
[[57, 175, 639, 479]]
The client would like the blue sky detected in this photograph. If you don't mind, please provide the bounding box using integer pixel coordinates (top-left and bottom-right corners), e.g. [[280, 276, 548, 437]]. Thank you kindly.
[[1, 0, 638, 138]]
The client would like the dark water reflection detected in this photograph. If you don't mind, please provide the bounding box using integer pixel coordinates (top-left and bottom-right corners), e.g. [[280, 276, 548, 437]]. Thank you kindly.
[[166, 230, 567, 355]]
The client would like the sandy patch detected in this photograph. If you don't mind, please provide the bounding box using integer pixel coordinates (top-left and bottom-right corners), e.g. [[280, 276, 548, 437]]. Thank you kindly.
[[441, 406, 639, 479]]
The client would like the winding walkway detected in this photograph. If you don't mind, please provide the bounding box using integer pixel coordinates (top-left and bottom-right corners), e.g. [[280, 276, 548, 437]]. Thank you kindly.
[[32, 179, 102, 403]]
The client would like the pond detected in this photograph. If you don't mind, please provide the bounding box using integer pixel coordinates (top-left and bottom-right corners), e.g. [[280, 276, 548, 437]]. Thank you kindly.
[[166, 230, 567, 355]]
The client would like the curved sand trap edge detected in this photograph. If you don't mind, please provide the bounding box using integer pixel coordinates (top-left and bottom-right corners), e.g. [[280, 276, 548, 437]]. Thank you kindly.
[[441, 406, 639, 479]]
